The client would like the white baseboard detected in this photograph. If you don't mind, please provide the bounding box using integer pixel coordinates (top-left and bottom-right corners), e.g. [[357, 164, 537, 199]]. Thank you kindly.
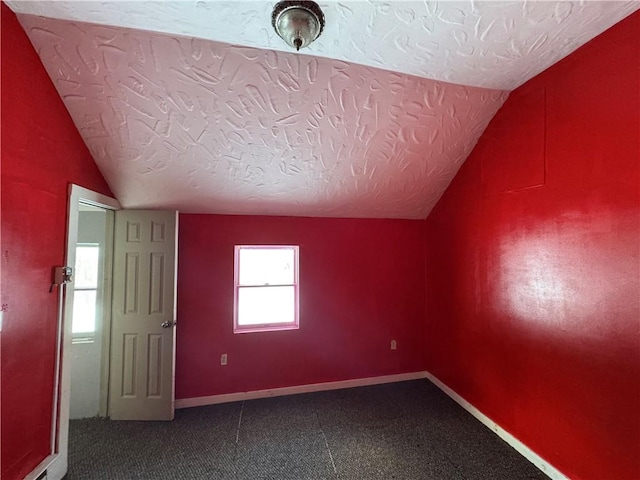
[[175, 371, 429, 409], [424, 371, 569, 480], [24, 453, 66, 480]]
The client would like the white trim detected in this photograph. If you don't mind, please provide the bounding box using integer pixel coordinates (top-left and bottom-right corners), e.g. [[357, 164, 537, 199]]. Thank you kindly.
[[69, 185, 120, 212], [23, 454, 58, 480], [424, 371, 569, 480], [99, 211, 116, 418], [33, 185, 120, 480], [176, 371, 429, 408]]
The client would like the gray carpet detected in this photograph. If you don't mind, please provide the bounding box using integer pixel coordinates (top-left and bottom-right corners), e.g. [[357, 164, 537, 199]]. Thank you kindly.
[[65, 380, 549, 479]]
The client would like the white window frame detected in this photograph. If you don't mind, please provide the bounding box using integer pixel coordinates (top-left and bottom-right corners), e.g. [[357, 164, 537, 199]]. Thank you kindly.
[[233, 245, 300, 334], [71, 242, 101, 343]]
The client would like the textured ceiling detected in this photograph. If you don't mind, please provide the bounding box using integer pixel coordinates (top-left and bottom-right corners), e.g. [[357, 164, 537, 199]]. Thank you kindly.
[[8, 1, 639, 90], [8, 2, 639, 219], [18, 14, 508, 218]]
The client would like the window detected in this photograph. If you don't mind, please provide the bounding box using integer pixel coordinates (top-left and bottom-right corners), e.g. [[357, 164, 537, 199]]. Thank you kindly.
[[72, 243, 100, 342], [234, 245, 299, 333]]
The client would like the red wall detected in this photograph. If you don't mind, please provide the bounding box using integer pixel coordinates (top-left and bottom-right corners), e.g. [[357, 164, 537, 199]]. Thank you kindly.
[[1, 5, 113, 479], [425, 12, 639, 480], [3, 3, 637, 478], [176, 214, 426, 399]]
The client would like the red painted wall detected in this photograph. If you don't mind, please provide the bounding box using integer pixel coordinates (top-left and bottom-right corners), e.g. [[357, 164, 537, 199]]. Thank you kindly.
[[1, 4, 113, 479], [425, 12, 639, 480], [176, 214, 426, 399]]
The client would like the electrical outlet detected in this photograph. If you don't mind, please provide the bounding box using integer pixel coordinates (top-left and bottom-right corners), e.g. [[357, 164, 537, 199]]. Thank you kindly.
[[221, 353, 228, 366], [391, 340, 397, 350]]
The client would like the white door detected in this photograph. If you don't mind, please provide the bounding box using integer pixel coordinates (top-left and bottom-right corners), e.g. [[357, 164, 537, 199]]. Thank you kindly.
[[109, 210, 178, 421]]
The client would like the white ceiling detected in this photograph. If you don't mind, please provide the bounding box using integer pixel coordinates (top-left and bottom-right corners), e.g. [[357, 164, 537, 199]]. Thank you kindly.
[[8, 1, 639, 218]]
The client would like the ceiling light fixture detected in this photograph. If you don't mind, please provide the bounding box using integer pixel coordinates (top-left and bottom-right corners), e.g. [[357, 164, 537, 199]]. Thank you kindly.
[[272, 1, 325, 52]]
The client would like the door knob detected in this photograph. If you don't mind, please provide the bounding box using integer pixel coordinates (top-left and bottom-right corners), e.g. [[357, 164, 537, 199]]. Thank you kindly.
[[161, 320, 175, 329]]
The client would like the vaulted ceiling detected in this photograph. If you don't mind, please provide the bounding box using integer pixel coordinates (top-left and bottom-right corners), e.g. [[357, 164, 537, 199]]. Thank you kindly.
[[7, 1, 639, 218]]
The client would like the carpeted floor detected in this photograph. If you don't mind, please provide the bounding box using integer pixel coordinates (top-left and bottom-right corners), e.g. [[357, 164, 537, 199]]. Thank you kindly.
[[66, 380, 549, 479]]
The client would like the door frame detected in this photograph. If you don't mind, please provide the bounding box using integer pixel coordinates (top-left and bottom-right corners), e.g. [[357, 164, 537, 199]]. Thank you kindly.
[[33, 184, 121, 480]]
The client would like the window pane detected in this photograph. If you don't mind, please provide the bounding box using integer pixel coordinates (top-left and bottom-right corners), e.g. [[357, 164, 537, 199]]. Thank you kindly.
[[238, 248, 295, 286], [237, 286, 295, 326], [72, 290, 97, 333], [75, 245, 100, 288]]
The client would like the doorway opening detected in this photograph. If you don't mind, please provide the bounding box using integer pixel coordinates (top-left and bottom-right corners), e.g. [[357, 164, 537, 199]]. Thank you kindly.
[[69, 203, 113, 420], [40, 185, 120, 480], [35, 185, 179, 480]]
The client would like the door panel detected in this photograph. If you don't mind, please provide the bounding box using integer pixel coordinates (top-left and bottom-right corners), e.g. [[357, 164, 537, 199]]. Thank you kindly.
[[109, 210, 177, 420]]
